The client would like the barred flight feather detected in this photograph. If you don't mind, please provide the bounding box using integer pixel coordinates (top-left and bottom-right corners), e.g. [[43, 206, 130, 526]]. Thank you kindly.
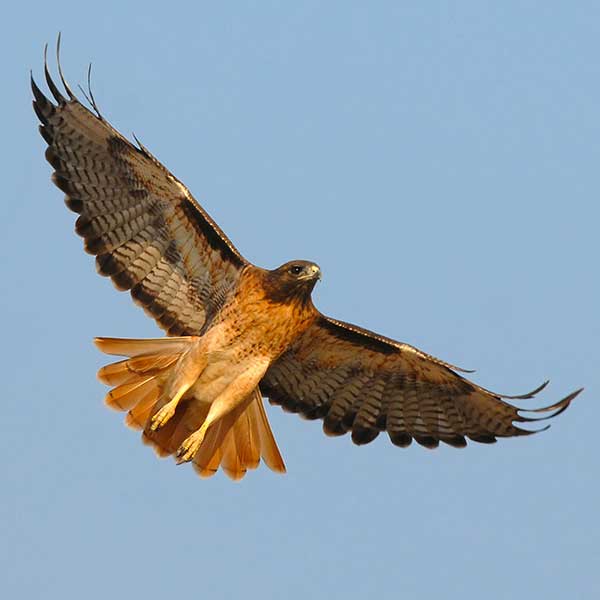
[[262, 316, 582, 450]]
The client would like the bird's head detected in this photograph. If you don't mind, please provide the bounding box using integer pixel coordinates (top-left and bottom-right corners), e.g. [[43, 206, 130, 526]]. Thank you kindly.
[[264, 260, 322, 304]]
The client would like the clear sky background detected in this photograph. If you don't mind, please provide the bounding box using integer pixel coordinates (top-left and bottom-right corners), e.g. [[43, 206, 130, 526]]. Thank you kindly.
[[2, 2, 598, 599]]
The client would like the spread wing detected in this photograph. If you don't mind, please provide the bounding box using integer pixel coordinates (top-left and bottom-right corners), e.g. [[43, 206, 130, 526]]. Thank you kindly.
[[32, 45, 248, 336], [261, 315, 581, 448]]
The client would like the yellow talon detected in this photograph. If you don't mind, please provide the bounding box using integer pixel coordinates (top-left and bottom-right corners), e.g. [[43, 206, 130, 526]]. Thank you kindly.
[[150, 400, 178, 431], [150, 386, 189, 431], [176, 427, 207, 464]]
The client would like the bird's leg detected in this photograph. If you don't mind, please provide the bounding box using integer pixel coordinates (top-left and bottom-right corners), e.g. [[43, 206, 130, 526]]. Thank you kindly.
[[175, 362, 268, 464], [150, 385, 188, 431], [175, 422, 210, 464], [150, 342, 208, 431], [175, 392, 242, 463]]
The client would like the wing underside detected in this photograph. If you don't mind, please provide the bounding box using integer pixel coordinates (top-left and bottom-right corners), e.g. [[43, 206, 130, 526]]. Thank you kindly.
[[262, 315, 581, 448], [32, 40, 248, 336]]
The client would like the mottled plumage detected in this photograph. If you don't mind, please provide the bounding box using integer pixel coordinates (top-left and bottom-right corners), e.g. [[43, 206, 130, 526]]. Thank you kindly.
[[33, 39, 581, 481]]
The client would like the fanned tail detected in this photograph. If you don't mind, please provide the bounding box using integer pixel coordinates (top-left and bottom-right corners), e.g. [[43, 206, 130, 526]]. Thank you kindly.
[[95, 337, 286, 480], [94, 336, 197, 411]]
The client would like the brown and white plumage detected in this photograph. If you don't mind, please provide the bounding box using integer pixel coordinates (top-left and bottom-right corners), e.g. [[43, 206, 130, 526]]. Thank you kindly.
[[263, 317, 579, 448], [33, 39, 581, 481], [32, 44, 246, 338]]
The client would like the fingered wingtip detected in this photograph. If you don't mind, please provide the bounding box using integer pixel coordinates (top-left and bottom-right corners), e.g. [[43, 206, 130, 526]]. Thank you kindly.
[[43, 44, 66, 105], [529, 424, 552, 435], [29, 71, 40, 102], [501, 379, 550, 400], [516, 386, 582, 427], [55, 32, 75, 99]]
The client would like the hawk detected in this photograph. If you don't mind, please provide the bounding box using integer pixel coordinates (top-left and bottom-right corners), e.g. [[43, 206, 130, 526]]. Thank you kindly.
[[32, 41, 581, 480]]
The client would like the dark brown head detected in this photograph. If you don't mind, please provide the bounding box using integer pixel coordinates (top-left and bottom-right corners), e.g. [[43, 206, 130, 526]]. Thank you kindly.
[[263, 260, 322, 304]]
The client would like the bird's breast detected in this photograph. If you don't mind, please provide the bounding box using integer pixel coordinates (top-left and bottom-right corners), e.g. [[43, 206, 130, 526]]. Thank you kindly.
[[205, 291, 317, 361]]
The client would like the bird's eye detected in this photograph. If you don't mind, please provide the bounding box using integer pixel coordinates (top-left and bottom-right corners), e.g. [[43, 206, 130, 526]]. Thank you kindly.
[[289, 265, 304, 276]]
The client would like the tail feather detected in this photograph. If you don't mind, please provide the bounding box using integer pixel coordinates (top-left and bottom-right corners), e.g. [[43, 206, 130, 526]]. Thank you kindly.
[[105, 376, 157, 411], [192, 419, 230, 477], [98, 359, 139, 387], [235, 403, 261, 471], [96, 336, 286, 480], [254, 393, 287, 474], [194, 442, 224, 479], [221, 428, 244, 480], [94, 336, 196, 357], [125, 386, 160, 430], [98, 354, 180, 386], [96, 335, 198, 423]]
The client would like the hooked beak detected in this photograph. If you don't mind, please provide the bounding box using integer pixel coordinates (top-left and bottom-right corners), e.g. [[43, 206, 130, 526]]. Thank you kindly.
[[300, 264, 322, 282]]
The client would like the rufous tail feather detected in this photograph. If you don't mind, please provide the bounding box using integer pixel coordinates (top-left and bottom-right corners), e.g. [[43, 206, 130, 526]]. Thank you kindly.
[[95, 337, 286, 480]]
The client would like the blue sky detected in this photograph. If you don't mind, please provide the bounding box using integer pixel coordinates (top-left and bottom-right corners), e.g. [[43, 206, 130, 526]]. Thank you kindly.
[[2, 2, 598, 599]]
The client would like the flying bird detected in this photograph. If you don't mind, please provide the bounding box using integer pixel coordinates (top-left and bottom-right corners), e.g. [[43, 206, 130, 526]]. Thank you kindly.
[[32, 41, 581, 480]]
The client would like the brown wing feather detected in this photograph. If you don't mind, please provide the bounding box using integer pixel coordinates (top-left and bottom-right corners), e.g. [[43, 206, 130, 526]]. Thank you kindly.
[[261, 315, 581, 448], [32, 45, 248, 336]]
